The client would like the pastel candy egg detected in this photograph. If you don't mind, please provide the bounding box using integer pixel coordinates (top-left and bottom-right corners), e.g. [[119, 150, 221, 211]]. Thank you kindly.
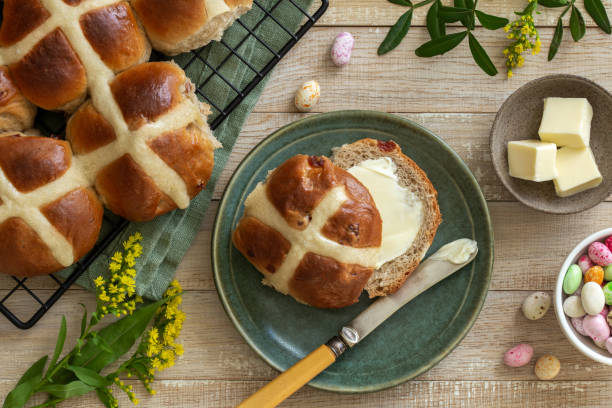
[[603, 282, 612, 305], [521, 291, 551, 320], [503, 343, 533, 367], [605, 265, 612, 282], [563, 295, 586, 318], [584, 266, 604, 285], [605, 236, 612, 252], [583, 314, 611, 342], [571, 317, 589, 336], [534, 355, 560, 380], [330, 32, 354, 67], [295, 80, 320, 112], [563, 264, 582, 294], [588, 242, 612, 266], [582, 282, 606, 315], [600, 304, 610, 317], [606, 337, 612, 354], [578, 255, 594, 273]]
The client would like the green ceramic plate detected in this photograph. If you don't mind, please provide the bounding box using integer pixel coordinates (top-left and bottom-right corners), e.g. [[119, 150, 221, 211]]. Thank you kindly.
[[212, 111, 493, 393]]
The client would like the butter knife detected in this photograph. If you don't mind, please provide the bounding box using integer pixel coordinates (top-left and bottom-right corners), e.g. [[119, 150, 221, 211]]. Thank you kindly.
[[238, 238, 478, 408]]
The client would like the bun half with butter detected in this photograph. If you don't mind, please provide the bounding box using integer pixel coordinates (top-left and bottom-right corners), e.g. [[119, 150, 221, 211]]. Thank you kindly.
[[232, 139, 441, 308]]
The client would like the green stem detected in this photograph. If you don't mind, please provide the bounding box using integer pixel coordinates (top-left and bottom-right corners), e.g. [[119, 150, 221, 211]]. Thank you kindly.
[[30, 398, 63, 408], [560, 3, 572, 18], [413, 0, 435, 8]]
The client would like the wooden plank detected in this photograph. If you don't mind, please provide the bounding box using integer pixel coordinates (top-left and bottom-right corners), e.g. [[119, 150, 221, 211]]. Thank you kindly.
[[1, 290, 611, 382], [318, 0, 612, 27], [1, 379, 611, 408], [254, 26, 612, 113], [3, 200, 612, 293]]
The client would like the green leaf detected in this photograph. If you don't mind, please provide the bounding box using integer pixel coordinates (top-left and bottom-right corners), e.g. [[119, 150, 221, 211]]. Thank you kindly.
[[39, 381, 94, 399], [438, 6, 472, 23], [415, 30, 468, 57], [453, 0, 474, 28], [468, 33, 497, 76], [475, 10, 509, 30], [66, 366, 110, 388], [48, 316, 67, 376], [17, 356, 47, 387], [570, 6, 586, 41], [90, 333, 114, 355], [584, 0, 611, 34], [464, 0, 474, 9], [538, 0, 568, 7], [548, 17, 564, 61], [378, 9, 413, 55], [69, 300, 164, 373], [388, 0, 413, 5], [426, 0, 445, 39], [3, 382, 35, 408]]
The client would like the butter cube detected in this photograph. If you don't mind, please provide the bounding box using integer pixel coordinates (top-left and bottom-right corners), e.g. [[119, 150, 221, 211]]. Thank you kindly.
[[554, 147, 602, 197], [508, 140, 557, 182], [538, 97, 593, 148]]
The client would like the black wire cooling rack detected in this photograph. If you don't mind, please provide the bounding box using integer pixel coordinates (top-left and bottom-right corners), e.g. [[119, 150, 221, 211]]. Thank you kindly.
[[0, 0, 328, 329]]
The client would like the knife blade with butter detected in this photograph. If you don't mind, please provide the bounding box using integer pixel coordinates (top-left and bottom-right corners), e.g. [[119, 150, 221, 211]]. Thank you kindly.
[[238, 238, 478, 408]]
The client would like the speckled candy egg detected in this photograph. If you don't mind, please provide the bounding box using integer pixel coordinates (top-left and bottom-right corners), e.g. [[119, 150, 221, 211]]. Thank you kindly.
[[534, 355, 560, 380], [584, 266, 604, 285], [582, 282, 606, 315], [563, 264, 582, 294], [503, 343, 534, 367], [563, 295, 586, 318], [605, 265, 612, 281], [605, 236, 612, 252], [583, 314, 611, 342], [330, 32, 354, 67], [571, 317, 589, 336], [578, 254, 594, 273], [295, 80, 320, 112], [588, 242, 612, 266], [522, 291, 551, 320]]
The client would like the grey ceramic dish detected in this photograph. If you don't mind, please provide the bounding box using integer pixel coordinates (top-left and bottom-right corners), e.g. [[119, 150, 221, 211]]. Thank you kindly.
[[491, 74, 612, 214], [212, 110, 494, 393]]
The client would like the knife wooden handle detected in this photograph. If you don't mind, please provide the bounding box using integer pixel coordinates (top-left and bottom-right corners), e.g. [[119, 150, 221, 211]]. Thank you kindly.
[[237, 343, 338, 408]]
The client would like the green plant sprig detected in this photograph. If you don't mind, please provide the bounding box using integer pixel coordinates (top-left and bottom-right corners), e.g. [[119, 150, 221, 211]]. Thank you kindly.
[[379, 0, 509, 76], [3, 234, 185, 408], [541, 0, 611, 61]]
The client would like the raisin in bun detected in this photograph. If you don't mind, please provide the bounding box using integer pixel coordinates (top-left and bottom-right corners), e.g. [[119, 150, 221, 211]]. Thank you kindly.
[[0, 133, 103, 277], [233, 155, 383, 308]]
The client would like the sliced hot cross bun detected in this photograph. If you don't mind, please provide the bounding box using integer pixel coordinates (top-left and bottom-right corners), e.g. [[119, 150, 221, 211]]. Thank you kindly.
[[233, 155, 384, 309], [0, 133, 103, 277], [0, 0, 151, 111], [233, 141, 442, 309], [130, 0, 253, 56], [67, 61, 220, 222]]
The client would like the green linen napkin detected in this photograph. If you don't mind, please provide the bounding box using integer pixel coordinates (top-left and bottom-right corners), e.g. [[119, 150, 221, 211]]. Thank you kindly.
[[60, 0, 314, 299]]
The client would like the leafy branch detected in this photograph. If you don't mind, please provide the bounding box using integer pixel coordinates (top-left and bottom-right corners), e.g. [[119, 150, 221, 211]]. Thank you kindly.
[[379, 0, 612, 77], [379, 0, 509, 76], [3, 235, 186, 408]]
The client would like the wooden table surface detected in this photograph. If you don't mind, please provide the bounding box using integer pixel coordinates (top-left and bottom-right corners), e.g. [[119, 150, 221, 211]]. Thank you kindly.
[[3, 0, 612, 406]]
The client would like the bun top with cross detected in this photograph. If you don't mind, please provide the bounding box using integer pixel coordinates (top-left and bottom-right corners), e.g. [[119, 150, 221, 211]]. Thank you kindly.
[[232, 155, 384, 308]]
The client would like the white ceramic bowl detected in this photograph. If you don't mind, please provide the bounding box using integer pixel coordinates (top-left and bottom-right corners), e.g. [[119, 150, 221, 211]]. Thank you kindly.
[[555, 228, 612, 365]]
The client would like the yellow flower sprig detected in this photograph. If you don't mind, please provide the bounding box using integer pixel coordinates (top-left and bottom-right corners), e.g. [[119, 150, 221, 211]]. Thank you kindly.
[[94, 233, 144, 318], [111, 280, 185, 399], [503, 0, 541, 78]]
